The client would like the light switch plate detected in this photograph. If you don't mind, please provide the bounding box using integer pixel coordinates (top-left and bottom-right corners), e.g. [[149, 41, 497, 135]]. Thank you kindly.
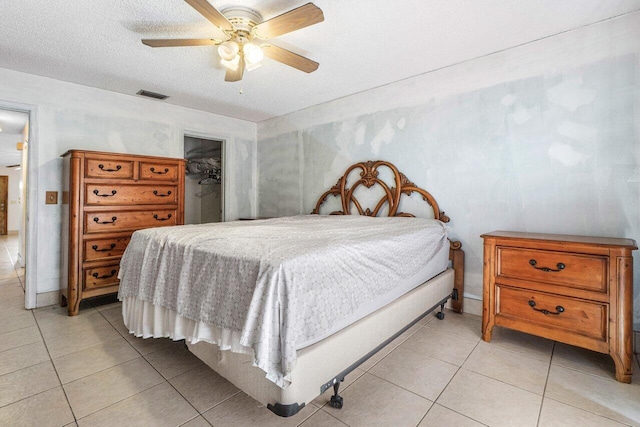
[[45, 191, 58, 205]]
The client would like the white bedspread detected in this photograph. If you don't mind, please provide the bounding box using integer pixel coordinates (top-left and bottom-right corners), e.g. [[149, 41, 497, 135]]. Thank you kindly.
[[118, 215, 447, 387]]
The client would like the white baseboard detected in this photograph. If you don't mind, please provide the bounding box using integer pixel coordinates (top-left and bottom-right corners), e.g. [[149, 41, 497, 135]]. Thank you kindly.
[[36, 290, 60, 308], [445, 295, 482, 316], [463, 296, 482, 316]]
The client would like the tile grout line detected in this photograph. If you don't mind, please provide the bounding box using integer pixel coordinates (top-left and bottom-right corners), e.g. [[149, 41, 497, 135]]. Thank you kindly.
[[535, 341, 555, 427], [550, 361, 640, 388], [415, 337, 487, 426], [65, 310, 180, 424], [0, 338, 42, 356], [311, 407, 350, 427], [541, 396, 635, 427], [93, 307, 210, 423], [31, 308, 79, 423]]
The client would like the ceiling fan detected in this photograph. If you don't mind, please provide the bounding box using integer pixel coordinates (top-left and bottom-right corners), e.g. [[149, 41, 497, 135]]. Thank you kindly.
[[142, 1, 324, 82]]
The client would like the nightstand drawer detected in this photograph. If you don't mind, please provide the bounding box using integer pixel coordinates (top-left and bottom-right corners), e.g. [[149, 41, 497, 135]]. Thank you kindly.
[[496, 285, 607, 342], [497, 247, 607, 293]]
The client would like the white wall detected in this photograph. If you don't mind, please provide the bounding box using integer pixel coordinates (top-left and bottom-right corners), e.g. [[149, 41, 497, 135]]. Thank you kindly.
[[257, 12, 640, 323], [0, 69, 257, 300]]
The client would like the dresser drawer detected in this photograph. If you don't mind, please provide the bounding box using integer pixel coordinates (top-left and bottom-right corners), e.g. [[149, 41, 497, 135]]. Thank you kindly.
[[84, 236, 131, 261], [85, 184, 178, 205], [84, 263, 120, 290], [84, 209, 177, 234], [139, 162, 179, 181], [497, 247, 607, 293], [85, 158, 134, 179], [496, 285, 607, 342]]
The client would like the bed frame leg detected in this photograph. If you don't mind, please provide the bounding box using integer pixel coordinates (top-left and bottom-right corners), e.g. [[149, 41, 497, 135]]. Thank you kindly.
[[436, 303, 445, 320], [329, 379, 344, 409]]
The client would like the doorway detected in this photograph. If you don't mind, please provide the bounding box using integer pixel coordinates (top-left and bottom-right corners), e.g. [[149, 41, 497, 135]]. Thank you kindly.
[[184, 135, 224, 224], [0, 105, 31, 306]]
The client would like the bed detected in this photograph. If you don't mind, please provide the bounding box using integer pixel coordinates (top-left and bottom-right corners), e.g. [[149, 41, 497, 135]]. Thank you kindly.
[[118, 160, 464, 417]]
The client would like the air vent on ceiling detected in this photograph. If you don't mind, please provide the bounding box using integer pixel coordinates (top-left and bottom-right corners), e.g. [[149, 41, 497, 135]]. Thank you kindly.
[[136, 90, 169, 100]]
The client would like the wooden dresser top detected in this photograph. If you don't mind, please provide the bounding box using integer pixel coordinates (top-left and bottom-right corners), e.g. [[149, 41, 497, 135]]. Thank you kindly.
[[481, 230, 637, 249], [61, 149, 186, 163]]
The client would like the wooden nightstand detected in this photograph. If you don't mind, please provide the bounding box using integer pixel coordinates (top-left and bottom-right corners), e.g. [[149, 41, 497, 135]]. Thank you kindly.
[[481, 231, 637, 383]]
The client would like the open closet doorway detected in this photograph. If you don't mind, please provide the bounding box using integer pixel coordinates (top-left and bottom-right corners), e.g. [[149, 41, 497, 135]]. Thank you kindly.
[[184, 135, 224, 224]]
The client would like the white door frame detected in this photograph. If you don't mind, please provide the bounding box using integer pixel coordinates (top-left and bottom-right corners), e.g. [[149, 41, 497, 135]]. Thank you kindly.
[[0, 100, 38, 309], [181, 129, 227, 222]]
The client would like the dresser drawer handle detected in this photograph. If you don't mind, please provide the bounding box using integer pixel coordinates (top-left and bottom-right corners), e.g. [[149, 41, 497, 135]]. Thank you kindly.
[[92, 269, 117, 279], [98, 164, 122, 172], [153, 190, 172, 197], [93, 189, 117, 197], [93, 216, 117, 224], [92, 243, 116, 252], [150, 167, 169, 175], [529, 259, 565, 272], [153, 213, 172, 221], [528, 300, 564, 315]]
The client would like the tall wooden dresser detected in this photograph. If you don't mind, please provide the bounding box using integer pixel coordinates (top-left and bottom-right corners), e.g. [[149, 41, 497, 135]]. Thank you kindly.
[[61, 150, 186, 316], [481, 231, 636, 383]]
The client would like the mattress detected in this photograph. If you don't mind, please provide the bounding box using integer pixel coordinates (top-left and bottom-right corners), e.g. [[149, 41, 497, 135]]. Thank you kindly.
[[119, 215, 448, 387]]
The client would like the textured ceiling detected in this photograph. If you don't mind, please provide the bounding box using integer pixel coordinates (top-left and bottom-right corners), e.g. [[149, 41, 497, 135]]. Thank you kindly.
[[1, 1, 640, 123]]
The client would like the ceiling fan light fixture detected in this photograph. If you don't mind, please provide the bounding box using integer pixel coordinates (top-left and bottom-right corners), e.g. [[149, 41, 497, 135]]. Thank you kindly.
[[218, 41, 239, 61], [243, 43, 263, 65], [142, 2, 324, 82], [221, 54, 240, 71]]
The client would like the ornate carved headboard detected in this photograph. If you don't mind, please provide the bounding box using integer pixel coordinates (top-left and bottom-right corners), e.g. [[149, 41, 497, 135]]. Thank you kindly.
[[312, 160, 448, 222], [311, 160, 464, 313]]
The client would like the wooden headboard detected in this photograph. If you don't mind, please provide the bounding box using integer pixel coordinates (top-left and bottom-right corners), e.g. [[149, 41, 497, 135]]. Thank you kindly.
[[312, 160, 463, 313], [312, 160, 448, 221]]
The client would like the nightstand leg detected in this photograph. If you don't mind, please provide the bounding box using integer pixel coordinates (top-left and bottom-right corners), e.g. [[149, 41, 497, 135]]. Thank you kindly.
[[482, 323, 493, 342], [612, 355, 632, 384]]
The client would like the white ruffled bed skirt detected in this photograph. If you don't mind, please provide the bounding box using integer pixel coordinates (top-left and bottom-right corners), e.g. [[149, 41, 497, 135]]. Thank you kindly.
[[121, 296, 253, 356]]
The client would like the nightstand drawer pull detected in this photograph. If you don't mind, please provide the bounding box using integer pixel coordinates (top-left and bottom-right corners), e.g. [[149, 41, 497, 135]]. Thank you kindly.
[[92, 269, 117, 279], [153, 190, 172, 197], [93, 216, 117, 224], [153, 213, 172, 221], [529, 259, 565, 272], [93, 189, 117, 197], [98, 164, 122, 172], [92, 243, 116, 252], [528, 300, 564, 315], [150, 167, 169, 175]]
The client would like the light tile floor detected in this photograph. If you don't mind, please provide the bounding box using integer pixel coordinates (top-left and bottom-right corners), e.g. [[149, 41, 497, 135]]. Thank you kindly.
[[0, 234, 639, 426]]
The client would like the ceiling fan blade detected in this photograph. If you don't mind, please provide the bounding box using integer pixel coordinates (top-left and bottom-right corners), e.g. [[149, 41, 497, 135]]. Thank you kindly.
[[142, 38, 219, 47], [185, 0, 234, 32], [262, 44, 319, 73], [224, 56, 245, 82], [253, 3, 324, 39]]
